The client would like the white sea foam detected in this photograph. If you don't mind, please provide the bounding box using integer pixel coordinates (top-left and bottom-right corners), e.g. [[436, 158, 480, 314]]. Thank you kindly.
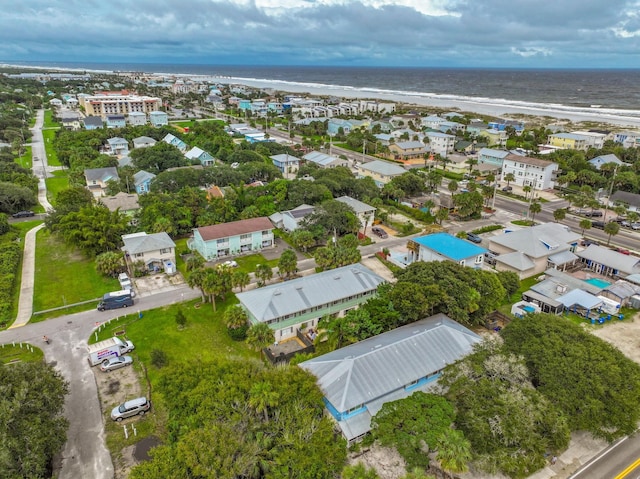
[[5, 63, 640, 126]]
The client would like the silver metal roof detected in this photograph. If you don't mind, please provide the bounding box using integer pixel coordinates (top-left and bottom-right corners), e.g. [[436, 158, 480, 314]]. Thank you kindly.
[[489, 223, 581, 259], [237, 263, 385, 323], [299, 314, 480, 414], [577, 245, 640, 275]]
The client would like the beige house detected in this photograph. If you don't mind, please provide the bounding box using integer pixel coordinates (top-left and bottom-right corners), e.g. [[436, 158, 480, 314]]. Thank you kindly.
[[489, 223, 582, 279], [121, 232, 177, 275], [84, 167, 119, 198], [358, 160, 406, 187], [389, 141, 427, 160]]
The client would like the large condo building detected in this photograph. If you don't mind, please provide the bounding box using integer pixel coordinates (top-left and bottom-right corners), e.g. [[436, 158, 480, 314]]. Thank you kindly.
[[79, 90, 162, 118]]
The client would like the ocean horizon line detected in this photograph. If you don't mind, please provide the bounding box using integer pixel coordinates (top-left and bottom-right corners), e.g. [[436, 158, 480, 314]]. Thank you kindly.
[[4, 61, 640, 126], [3, 60, 640, 72]]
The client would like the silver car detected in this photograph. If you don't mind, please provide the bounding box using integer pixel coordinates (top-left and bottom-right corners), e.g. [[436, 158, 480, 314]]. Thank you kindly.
[[100, 355, 133, 372], [110, 397, 151, 421]]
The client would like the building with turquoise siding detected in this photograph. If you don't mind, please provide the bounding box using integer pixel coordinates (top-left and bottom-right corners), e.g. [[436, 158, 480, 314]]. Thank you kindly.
[[188, 217, 274, 260]]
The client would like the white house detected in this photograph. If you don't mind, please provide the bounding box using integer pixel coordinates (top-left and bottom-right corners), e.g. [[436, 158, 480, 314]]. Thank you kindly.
[[425, 132, 456, 157], [501, 154, 559, 190]]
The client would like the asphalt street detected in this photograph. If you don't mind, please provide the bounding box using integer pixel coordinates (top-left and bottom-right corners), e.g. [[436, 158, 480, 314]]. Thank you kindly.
[[0, 285, 199, 479]]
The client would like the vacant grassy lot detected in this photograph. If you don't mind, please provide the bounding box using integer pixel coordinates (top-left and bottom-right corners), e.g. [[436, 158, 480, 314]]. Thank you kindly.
[[45, 170, 69, 205], [15, 145, 32, 169], [92, 297, 257, 453], [41, 129, 61, 166], [33, 230, 119, 313], [43, 109, 60, 128]]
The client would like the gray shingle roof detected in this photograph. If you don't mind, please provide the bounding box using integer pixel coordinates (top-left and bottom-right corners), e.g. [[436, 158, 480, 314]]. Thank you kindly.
[[121, 232, 175, 255], [335, 196, 375, 215], [610, 191, 640, 208], [84, 167, 119, 183], [299, 314, 480, 414], [83, 116, 103, 127], [100, 192, 139, 212], [133, 170, 156, 186], [237, 263, 385, 323]]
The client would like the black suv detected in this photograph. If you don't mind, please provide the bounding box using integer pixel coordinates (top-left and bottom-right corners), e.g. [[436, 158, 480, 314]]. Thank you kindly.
[[12, 211, 35, 218], [591, 221, 605, 229]]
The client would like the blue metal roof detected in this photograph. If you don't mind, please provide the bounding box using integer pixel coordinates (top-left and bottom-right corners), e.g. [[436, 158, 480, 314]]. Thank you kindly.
[[413, 233, 487, 261]]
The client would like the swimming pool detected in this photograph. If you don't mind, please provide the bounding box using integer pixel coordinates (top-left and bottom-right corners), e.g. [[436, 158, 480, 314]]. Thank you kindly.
[[584, 278, 611, 288]]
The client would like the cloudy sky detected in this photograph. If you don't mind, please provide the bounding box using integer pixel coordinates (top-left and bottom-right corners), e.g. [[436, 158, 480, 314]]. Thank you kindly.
[[2, 0, 640, 68]]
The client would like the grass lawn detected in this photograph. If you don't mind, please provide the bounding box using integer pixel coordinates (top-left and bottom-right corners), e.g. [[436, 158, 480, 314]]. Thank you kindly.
[[235, 253, 279, 273], [33, 229, 119, 315], [15, 146, 32, 169], [42, 129, 61, 166], [173, 237, 190, 277], [0, 342, 44, 364], [92, 297, 258, 452], [46, 170, 69, 205], [170, 120, 194, 128], [43, 109, 61, 128]]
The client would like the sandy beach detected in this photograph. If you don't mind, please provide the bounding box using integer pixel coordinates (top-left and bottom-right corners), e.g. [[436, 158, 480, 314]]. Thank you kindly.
[[6, 62, 640, 128], [214, 77, 640, 128]]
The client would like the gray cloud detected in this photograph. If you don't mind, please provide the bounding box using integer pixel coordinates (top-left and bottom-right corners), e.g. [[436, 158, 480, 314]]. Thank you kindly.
[[1, 0, 639, 67]]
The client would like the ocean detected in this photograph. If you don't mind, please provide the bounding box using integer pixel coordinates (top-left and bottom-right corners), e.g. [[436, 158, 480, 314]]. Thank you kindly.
[[7, 62, 640, 124]]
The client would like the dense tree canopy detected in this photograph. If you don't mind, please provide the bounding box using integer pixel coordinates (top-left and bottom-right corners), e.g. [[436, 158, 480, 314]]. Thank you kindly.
[[0, 362, 69, 479], [130, 360, 346, 479], [394, 262, 508, 326], [501, 313, 640, 441], [441, 339, 570, 479]]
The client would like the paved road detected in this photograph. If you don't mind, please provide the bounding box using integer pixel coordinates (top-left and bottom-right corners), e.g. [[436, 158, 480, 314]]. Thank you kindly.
[[492, 194, 640, 251], [0, 285, 199, 479], [569, 434, 640, 479]]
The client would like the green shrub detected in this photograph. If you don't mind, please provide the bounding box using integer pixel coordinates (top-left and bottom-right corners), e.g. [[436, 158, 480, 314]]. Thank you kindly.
[[227, 324, 248, 341], [150, 349, 168, 368], [471, 224, 504, 234]]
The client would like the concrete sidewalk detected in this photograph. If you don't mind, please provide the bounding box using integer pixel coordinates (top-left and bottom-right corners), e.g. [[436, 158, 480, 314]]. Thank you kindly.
[[11, 223, 45, 328]]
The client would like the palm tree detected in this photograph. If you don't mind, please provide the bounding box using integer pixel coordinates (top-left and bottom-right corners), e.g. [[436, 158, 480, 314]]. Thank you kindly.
[[436, 429, 472, 478], [579, 218, 592, 236], [255, 263, 273, 287], [249, 381, 279, 421], [202, 269, 225, 311], [522, 185, 532, 200], [553, 208, 566, 222], [504, 172, 515, 188], [447, 180, 458, 193], [246, 323, 274, 359], [232, 269, 251, 292], [529, 201, 542, 223], [604, 221, 620, 246], [224, 305, 249, 329], [185, 255, 205, 272], [186, 268, 207, 302]]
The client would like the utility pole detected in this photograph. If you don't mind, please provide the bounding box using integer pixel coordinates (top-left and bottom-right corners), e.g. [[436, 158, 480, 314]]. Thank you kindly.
[[491, 169, 501, 210], [603, 165, 618, 224]]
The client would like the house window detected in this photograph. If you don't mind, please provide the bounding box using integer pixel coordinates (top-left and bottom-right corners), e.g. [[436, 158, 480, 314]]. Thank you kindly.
[[217, 239, 226, 245], [134, 253, 144, 258], [160, 248, 171, 254], [240, 234, 251, 240], [476, 255, 483, 264], [262, 230, 270, 235], [459, 260, 466, 266]]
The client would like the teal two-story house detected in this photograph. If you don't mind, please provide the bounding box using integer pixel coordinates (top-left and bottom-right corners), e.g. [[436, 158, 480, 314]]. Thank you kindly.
[[189, 217, 274, 260]]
